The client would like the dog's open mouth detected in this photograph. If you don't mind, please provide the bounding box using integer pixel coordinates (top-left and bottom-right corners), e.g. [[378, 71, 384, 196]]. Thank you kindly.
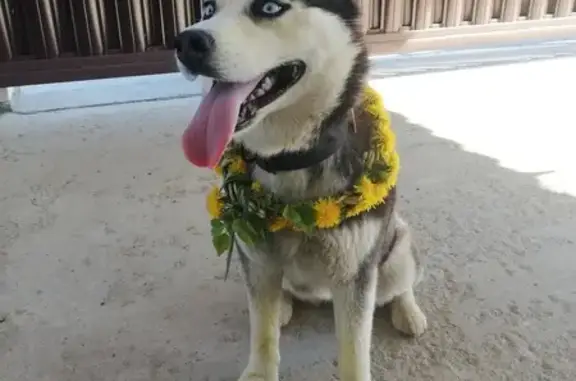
[[182, 60, 306, 168], [236, 61, 306, 128]]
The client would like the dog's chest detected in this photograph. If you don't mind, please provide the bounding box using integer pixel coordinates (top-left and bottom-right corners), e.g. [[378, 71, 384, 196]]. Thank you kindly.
[[264, 216, 383, 282]]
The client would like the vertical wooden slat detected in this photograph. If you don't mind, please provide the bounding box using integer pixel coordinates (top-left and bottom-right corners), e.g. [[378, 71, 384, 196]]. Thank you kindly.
[[0, 1, 12, 61], [41, 0, 59, 57], [88, 0, 104, 53], [142, 0, 152, 46], [157, 0, 194, 45], [502, 0, 522, 21], [12, 1, 29, 56], [132, 0, 146, 51], [48, 0, 60, 52], [403, 0, 413, 26], [20, 0, 45, 58], [463, 0, 474, 21], [184, 0, 192, 26], [21, 0, 59, 58], [116, 0, 145, 53], [444, 0, 464, 27], [161, 0, 177, 49], [474, 0, 494, 24], [359, 0, 371, 33], [547, 0, 558, 13], [116, 0, 135, 52], [520, 0, 531, 16], [493, 0, 504, 18], [433, 0, 444, 23], [69, 0, 104, 56], [529, 0, 549, 19], [173, 0, 190, 41], [413, 0, 434, 29], [53, 0, 76, 54], [70, 0, 104, 56], [384, 0, 404, 32], [370, 0, 380, 29], [69, 1, 91, 55], [145, 0, 163, 47], [378, 0, 384, 29], [189, 0, 200, 24], [101, 0, 121, 51], [96, 0, 108, 52], [555, 0, 575, 15]]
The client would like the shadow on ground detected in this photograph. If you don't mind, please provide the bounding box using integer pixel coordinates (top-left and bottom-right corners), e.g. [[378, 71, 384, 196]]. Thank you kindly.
[[1, 105, 575, 381], [273, 112, 576, 381]]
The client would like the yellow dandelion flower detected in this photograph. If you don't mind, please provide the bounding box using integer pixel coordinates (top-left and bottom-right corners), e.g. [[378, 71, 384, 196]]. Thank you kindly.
[[374, 121, 395, 159], [314, 198, 341, 229], [269, 217, 290, 232], [251, 181, 262, 192], [228, 156, 246, 174], [346, 175, 388, 218], [213, 165, 223, 176], [206, 186, 223, 219], [355, 176, 382, 208], [363, 87, 386, 118], [373, 181, 390, 200]]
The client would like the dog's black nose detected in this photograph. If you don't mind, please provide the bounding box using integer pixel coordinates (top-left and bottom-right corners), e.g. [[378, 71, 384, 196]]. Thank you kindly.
[[174, 29, 215, 58]]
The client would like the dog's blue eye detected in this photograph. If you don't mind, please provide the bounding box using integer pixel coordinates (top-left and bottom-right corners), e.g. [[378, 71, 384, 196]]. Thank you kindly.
[[252, 0, 290, 19], [262, 1, 282, 14], [202, 1, 216, 20]]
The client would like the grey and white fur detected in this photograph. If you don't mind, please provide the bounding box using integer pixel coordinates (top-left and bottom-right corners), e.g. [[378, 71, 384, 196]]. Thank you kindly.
[[175, 0, 427, 380]]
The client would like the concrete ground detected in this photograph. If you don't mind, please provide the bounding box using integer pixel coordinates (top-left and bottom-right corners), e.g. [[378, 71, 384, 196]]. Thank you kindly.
[[1, 56, 575, 381]]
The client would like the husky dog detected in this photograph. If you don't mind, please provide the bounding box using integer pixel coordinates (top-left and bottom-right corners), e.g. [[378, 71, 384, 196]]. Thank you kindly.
[[175, 0, 427, 380]]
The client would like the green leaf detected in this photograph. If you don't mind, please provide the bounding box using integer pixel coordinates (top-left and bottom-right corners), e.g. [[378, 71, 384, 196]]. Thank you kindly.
[[246, 214, 268, 240], [293, 204, 316, 228], [283, 204, 315, 233], [283, 205, 302, 226], [224, 239, 234, 281], [212, 231, 232, 256], [232, 219, 259, 246], [210, 219, 226, 236], [369, 162, 390, 182]]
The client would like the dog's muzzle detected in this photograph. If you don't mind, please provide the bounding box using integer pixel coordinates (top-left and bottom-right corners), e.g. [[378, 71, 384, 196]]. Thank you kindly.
[[174, 29, 218, 78]]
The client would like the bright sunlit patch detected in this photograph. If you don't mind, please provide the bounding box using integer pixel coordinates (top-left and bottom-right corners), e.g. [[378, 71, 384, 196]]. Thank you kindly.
[[369, 57, 576, 197], [537, 170, 576, 196]]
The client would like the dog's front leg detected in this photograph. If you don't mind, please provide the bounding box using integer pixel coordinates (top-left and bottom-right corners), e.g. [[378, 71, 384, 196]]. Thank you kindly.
[[238, 250, 283, 381], [332, 265, 378, 381]]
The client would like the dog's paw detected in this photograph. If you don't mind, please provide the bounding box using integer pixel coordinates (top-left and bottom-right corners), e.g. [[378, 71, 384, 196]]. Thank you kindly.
[[280, 292, 293, 327], [391, 296, 427, 337]]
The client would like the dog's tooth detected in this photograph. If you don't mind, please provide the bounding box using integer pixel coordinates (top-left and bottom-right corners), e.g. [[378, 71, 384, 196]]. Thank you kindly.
[[255, 89, 266, 97], [262, 77, 272, 91], [249, 94, 256, 101]]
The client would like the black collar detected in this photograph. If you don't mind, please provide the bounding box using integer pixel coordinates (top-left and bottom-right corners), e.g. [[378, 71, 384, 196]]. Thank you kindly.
[[243, 120, 350, 174]]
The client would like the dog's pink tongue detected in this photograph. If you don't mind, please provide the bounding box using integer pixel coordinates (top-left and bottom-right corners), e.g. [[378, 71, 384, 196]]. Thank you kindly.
[[182, 80, 260, 168]]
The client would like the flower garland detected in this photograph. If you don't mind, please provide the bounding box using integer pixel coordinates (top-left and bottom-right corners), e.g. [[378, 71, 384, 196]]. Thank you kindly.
[[205, 86, 399, 258]]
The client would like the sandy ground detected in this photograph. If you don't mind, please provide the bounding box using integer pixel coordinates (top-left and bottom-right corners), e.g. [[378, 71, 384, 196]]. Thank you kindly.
[[1, 58, 576, 381]]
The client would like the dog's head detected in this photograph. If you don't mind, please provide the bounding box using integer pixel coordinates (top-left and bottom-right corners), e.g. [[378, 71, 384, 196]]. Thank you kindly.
[[176, 0, 367, 168]]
